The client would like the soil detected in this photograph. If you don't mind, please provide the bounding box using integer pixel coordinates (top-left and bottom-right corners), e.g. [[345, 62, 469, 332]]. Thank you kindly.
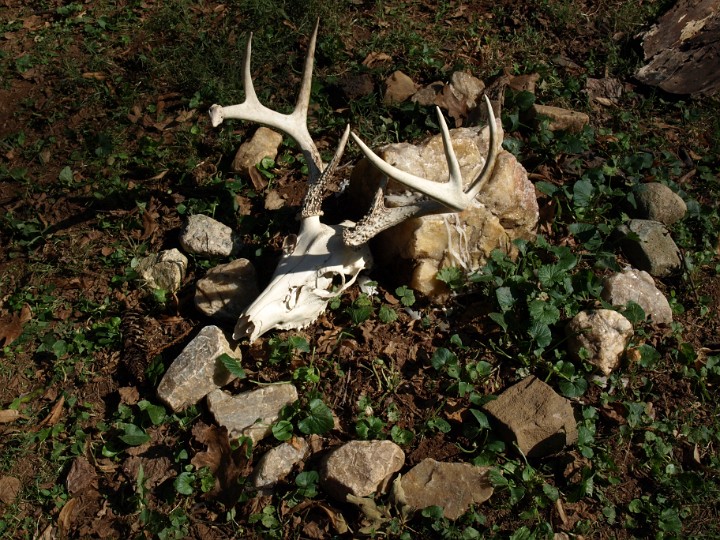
[[1, 0, 718, 539]]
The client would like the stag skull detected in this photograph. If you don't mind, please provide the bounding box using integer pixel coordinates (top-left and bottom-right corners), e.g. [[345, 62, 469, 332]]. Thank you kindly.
[[209, 22, 498, 342], [233, 216, 371, 342]]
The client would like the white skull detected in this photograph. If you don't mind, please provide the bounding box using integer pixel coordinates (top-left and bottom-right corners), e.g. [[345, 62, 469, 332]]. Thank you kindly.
[[233, 216, 372, 341]]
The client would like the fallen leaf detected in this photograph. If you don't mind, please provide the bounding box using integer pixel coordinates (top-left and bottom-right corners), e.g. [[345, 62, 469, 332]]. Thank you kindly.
[[38, 396, 65, 428], [191, 423, 245, 502], [118, 386, 140, 405], [56, 497, 79, 537], [66, 457, 98, 496], [0, 476, 21, 505], [0, 409, 21, 423], [0, 304, 32, 346], [82, 72, 107, 81], [362, 51, 393, 68]]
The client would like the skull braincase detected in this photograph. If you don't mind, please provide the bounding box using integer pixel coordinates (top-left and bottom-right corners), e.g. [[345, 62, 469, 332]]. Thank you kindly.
[[233, 216, 372, 342]]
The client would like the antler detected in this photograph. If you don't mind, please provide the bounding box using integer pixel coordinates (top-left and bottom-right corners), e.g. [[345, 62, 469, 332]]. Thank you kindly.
[[208, 20, 347, 218], [342, 97, 499, 247]]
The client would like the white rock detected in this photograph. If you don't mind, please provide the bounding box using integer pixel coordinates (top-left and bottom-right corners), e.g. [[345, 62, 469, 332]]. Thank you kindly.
[[157, 325, 240, 411], [252, 438, 309, 492], [136, 248, 188, 293], [195, 258, 259, 320], [566, 309, 634, 375], [180, 214, 238, 258], [320, 440, 405, 500], [602, 268, 672, 324], [206, 384, 298, 444]]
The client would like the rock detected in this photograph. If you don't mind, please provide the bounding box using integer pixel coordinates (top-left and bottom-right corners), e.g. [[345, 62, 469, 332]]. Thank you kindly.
[[231, 127, 283, 173], [566, 310, 634, 376], [339, 73, 375, 100], [347, 122, 537, 296], [195, 259, 259, 320], [180, 214, 238, 258], [412, 81, 445, 106], [157, 325, 240, 411], [483, 376, 577, 457], [320, 440, 405, 500], [636, 0, 720, 95], [206, 384, 298, 444], [384, 70, 418, 104], [530, 104, 589, 133], [602, 268, 673, 324], [585, 77, 624, 106], [449, 71, 486, 109], [616, 219, 681, 277], [252, 438, 309, 492], [633, 183, 687, 226], [397, 459, 493, 519], [136, 248, 188, 293]]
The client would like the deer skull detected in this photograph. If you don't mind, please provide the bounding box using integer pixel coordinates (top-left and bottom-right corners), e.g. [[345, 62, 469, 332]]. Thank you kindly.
[[209, 22, 498, 342], [233, 217, 371, 341]]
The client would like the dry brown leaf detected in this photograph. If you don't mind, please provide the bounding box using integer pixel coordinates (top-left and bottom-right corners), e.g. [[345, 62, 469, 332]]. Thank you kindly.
[[118, 386, 140, 405], [38, 396, 65, 428], [0, 409, 21, 424], [362, 51, 393, 68], [191, 423, 245, 501], [0, 304, 32, 346], [66, 457, 98, 496], [175, 109, 196, 123], [248, 166, 268, 191], [82, 72, 107, 81], [0, 476, 21, 505], [56, 497, 79, 537]]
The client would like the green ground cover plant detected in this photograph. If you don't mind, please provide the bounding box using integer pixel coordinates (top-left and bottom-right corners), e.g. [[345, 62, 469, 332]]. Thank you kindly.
[[0, 0, 718, 538]]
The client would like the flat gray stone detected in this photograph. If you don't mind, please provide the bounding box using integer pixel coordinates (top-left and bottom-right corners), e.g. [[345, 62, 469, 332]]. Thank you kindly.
[[207, 384, 298, 444], [321, 440, 405, 500], [195, 258, 259, 320], [484, 376, 577, 458], [616, 219, 681, 277], [634, 183, 687, 226], [397, 459, 493, 520], [252, 438, 309, 492], [566, 309, 634, 376], [602, 268, 672, 324], [157, 325, 239, 411], [180, 214, 238, 258]]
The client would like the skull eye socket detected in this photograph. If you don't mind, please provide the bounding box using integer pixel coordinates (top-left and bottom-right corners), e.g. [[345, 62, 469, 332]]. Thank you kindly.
[[282, 234, 298, 256]]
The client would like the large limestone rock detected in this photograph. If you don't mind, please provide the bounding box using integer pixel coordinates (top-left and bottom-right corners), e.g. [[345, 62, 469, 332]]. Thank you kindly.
[[396, 459, 493, 519], [566, 309, 634, 376], [483, 376, 577, 458], [157, 325, 240, 411], [602, 268, 673, 324], [320, 440, 405, 500], [347, 122, 538, 295], [636, 0, 720, 95], [206, 384, 298, 444]]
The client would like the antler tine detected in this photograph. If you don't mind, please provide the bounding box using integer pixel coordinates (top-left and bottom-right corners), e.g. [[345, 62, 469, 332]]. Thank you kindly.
[[348, 96, 498, 212], [343, 95, 499, 246], [208, 21, 323, 182]]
